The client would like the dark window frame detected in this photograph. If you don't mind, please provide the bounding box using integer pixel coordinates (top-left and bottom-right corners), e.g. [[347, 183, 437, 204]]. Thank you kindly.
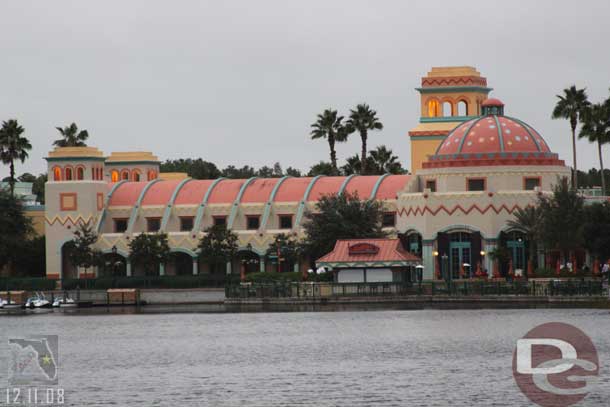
[[179, 216, 194, 231], [246, 215, 260, 230], [382, 212, 396, 228], [146, 217, 161, 233], [213, 216, 227, 227], [466, 177, 486, 191], [278, 214, 293, 229], [114, 218, 128, 233], [425, 179, 437, 192], [523, 176, 541, 191]]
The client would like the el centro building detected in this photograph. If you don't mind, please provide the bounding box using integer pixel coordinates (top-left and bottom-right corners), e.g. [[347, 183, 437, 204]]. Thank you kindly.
[[43, 66, 574, 282]]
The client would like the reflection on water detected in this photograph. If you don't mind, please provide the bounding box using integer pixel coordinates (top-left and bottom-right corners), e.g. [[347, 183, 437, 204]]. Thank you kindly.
[[0, 309, 608, 406]]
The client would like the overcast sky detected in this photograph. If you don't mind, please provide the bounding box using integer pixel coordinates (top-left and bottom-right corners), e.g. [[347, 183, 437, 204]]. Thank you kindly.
[[1, 0, 609, 178]]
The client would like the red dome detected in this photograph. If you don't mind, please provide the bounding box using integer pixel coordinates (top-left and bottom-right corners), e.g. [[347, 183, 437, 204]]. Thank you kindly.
[[481, 98, 504, 107], [423, 114, 565, 169]]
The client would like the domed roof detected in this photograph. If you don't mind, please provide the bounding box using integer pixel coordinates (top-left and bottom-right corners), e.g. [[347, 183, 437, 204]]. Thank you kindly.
[[423, 100, 565, 169]]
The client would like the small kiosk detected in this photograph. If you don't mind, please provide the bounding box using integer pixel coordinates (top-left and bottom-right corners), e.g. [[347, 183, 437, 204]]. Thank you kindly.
[[316, 239, 421, 283]]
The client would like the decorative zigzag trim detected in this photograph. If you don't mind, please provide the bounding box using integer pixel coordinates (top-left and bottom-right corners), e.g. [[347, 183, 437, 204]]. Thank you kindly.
[[398, 203, 523, 217], [45, 215, 95, 226]]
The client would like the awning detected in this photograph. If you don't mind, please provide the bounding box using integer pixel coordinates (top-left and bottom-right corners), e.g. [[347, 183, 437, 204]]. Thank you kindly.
[[316, 238, 421, 269]]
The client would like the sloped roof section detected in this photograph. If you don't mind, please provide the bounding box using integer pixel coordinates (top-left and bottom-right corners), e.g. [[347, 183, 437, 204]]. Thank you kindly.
[[316, 238, 420, 268]]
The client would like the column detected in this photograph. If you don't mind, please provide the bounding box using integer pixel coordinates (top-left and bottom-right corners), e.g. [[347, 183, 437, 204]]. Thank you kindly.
[[226, 261, 232, 275], [192, 258, 199, 275], [159, 264, 165, 276], [422, 240, 435, 280], [259, 255, 266, 273], [483, 239, 497, 278], [126, 260, 132, 277]]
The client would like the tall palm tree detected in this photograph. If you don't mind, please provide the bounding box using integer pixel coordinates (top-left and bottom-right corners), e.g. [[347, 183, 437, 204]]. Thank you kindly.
[[369, 145, 403, 174], [0, 120, 32, 196], [53, 122, 89, 147], [552, 86, 590, 190], [310, 109, 351, 174], [507, 205, 542, 272], [579, 102, 610, 196], [346, 104, 383, 174]]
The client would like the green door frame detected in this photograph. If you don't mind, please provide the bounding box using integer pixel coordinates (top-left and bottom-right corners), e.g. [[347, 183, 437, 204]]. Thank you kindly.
[[449, 241, 471, 279]]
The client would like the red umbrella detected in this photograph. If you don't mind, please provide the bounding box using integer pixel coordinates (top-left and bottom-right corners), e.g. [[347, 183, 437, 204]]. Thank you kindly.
[[571, 255, 577, 274], [508, 259, 514, 278], [493, 260, 501, 279], [475, 262, 483, 278], [436, 256, 441, 280], [527, 260, 534, 278], [240, 263, 246, 282]]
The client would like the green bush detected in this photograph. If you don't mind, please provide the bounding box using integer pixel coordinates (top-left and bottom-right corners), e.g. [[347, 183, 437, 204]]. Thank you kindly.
[[0, 278, 56, 291]]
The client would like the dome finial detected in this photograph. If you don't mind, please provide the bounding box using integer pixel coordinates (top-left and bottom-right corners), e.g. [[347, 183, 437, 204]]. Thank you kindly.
[[481, 97, 504, 116]]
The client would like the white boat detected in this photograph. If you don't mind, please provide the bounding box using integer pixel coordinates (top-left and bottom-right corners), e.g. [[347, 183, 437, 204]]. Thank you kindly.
[[25, 293, 51, 309], [52, 296, 77, 308]]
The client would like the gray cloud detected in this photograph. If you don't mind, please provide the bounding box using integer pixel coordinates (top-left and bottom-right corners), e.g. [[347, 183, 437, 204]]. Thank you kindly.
[[1, 0, 609, 177]]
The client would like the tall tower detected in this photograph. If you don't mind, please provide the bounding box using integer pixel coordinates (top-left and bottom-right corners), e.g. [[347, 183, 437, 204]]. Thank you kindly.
[[408, 66, 492, 173], [44, 147, 109, 280]]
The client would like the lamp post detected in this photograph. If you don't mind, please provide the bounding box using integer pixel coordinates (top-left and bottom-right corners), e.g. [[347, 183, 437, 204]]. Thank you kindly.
[[433, 250, 439, 280], [111, 245, 118, 277], [441, 253, 449, 286]]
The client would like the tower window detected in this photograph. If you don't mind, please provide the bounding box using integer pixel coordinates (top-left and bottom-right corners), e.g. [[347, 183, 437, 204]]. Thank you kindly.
[[65, 167, 73, 181], [427, 99, 440, 117], [53, 167, 62, 181], [467, 178, 486, 191], [147, 170, 157, 181], [524, 177, 541, 190], [457, 100, 468, 116], [76, 167, 84, 180], [442, 101, 453, 117], [121, 170, 130, 181], [246, 216, 260, 230], [425, 179, 437, 192], [111, 170, 119, 183], [132, 170, 141, 182]]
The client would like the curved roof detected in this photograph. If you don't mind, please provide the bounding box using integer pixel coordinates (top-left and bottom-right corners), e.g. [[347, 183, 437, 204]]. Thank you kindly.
[[241, 178, 279, 203], [105, 175, 411, 208], [108, 181, 148, 206], [174, 179, 214, 205], [206, 179, 246, 204], [481, 97, 504, 107], [424, 105, 564, 169], [141, 180, 181, 206]]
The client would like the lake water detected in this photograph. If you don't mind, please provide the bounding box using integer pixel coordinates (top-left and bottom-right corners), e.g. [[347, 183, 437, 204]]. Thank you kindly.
[[0, 308, 608, 406]]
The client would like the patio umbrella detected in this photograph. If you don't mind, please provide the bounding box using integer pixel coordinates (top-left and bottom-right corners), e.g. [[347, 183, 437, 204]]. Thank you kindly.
[[493, 260, 501, 279], [459, 264, 465, 279], [240, 263, 246, 282], [436, 257, 441, 280], [571, 255, 577, 274], [475, 261, 482, 278], [527, 260, 533, 278], [508, 259, 514, 277]]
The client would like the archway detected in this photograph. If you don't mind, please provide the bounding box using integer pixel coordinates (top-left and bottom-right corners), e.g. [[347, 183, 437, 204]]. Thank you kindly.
[[457, 100, 468, 116], [427, 99, 440, 117], [236, 250, 260, 275], [442, 101, 453, 117], [399, 231, 422, 257], [100, 252, 127, 277], [436, 230, 482, 279], [60, 243, 78, 279], [169, 252, 193, 276]]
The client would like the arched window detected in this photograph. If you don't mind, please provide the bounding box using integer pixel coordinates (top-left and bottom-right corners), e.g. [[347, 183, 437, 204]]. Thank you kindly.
[[457, 100, 468, 116], [53, 167, 62, 181], [442, 101, 453, 117], [76, 166, 84, 180], [132, 170, 141, 182], [111, 170, 119, 183], [65, 167, 73, 181], [427, 99, 440, 117], [147, 170, 156, 181], [121, 170, 130, 181]]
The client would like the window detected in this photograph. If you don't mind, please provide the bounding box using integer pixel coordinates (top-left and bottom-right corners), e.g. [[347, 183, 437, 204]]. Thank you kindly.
[[53, 167, 62, 181], [180, 217, 194, 231], [457, 100, 468, 116], [427, 99, 440, 117], [132, 170, 141, 182], [65, 167, 73, 180], [246, 216, 260, 230], [425, 179, 437, 192], [524, 177, 541, 191], [279, 215, 292, 229], [111, 170, 119, 182], [146, 218, 161, 232], [382, 212, 396, 228], [442, 101, 453, 117], [467, 178, 486, 191], [114, 219, 128, 233], [213, 216, 226, 227], [121, 170, 130, 181], [76, 167, 84, 180], [147, 170, 156, 181]]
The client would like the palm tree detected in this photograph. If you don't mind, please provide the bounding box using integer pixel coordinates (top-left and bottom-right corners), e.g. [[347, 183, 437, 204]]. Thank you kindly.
[[507, 205, 542, 272], [369, 145, 404, 174], [579, 102, 610, 195], [53, 122, 89, 147], [552, 86, 590, 190], [346, 104, 383, 174], [0, 120, 31, 196], [310, 109, 351, 174]]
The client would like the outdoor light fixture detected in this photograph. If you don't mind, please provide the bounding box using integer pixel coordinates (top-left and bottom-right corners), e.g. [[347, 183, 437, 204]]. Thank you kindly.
[[433, 251, 439, 257], [480, 250, 486, 256]]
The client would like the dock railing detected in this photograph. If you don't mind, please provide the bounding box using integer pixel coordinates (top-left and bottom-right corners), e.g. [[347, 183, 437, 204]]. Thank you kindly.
[[225, 279, 605, 299]]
